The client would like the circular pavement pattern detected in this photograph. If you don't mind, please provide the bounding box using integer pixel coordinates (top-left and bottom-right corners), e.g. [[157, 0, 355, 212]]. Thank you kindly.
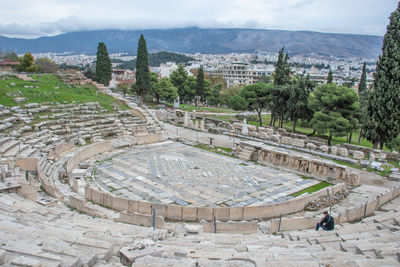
[[93, 141, 319, 207]]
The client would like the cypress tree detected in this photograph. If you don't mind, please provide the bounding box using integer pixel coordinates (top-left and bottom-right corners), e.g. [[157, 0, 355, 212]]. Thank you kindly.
[[363, 3, 400, 149], [95, 42, 112, 86], [327, 70, 333, 84], [135, 34, 150, 100], [273, 47, 290, 86], [358, 62, 367, 97], [196, 65, 205, 101]]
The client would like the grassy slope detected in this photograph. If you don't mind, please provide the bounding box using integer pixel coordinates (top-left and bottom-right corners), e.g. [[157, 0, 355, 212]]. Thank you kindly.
[[0, 74, 129, 112]]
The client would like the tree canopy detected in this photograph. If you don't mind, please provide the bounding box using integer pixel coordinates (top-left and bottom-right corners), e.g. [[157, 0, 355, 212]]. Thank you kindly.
[[240, 83, 272, 127], [95, 42, 112, 86], [170, 64, 188, 101], [135, 34, 150, 99], [17, 52, 38, 72], [362, 3, 400, 148], [308, 83, 359, 146]]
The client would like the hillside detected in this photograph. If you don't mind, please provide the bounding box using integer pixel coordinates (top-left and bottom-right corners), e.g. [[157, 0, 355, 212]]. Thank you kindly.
[[0, 74, 128, 111], [0, 27, 383, 58], [118, 51, 194, 69]]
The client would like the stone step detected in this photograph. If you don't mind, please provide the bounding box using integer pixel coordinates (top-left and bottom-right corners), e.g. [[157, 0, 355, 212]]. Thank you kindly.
[[3, 143, 29, 157], [0, 137, 12, 147], [0, 140, 20, 154]]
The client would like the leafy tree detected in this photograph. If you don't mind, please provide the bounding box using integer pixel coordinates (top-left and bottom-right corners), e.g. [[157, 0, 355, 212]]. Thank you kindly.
[[240, 83, 272, 127], [135, 34, 150, 100], [327, 70, 333, 84], [170, 64, 188, 101], [196, 65, 205, 102], [95, 42, 112, 86], [358, 62, 367, 96], [229, 95, 248, 111], [17, 52, 38, 72], [36, 58, 58, 73], [308, 83, 359, 146], [286, 74, 315, 132], [273, 47, 290, 86], [207, 82, 223, 106], [363, 3, 400, 149], [220, 85, 242, 106], [270, 85, 290, 128], [83, 64, 96, 80], [258, 74, 271, 84], [183, 76, 197, 103], [153, 78, 178, 103]]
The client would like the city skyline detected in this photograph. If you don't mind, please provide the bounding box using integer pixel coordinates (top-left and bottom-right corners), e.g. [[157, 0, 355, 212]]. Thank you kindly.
[[0, 0, 397, 39]]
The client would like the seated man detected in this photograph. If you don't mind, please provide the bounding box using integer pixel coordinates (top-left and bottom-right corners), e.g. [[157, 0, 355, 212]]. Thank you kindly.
[[316, 211, 334, 231]]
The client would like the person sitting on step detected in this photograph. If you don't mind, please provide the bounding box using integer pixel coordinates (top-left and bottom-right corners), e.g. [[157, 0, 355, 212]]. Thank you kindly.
[[316, 211, 334, 231]]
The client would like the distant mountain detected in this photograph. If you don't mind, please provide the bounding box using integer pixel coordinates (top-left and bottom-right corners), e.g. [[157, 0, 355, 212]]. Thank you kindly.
[[0, 27, 383, 58]]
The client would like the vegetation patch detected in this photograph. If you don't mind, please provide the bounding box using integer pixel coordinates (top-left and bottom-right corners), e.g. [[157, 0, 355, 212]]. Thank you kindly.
[[290, 181, 332, 197], [0, 74, 129, 112]]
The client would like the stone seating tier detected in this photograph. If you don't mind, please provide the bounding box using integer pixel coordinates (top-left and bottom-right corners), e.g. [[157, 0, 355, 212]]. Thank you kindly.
[[0, 192, 399, 266]]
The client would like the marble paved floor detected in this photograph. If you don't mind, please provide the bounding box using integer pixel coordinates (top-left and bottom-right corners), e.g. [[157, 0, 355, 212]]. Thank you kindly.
[[93, 141, 319, 207]]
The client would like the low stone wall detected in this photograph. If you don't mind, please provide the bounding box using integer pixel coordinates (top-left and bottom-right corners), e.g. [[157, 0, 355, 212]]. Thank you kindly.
[[269, 185, 400, 233], [66, 140, 112, 176], [84, 183, 345, 222], [236, 141, 360, 186]]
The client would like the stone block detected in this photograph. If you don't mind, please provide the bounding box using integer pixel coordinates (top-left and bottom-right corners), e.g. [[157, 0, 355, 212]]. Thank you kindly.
[[197, 207, 213, 221], [292, 138, 305, 148], [84, 186, 92, 201], [247, 125, 257, 131], [128, 200, 139, 213], [113, 196, 129, 211], [152, 203, 167, 218], [243, 206, 264, 220], [306, 142, 317, 150], [320, 145, 329, 153], [91, 189, 101, 204], [182, 206, 198, 221], [265, 127, 274, 135], [353, 150, 365, 160], [271, 134, 280, 143], [339, 148, 348, 157], [138, 201, 152, 215], [281, 136, 292, 145], [214, 207, 230, 222], [331, 146, 338, 155], [229, 207, 244, 221], [259, 132, 269, 140], [166, 205, 182, 220]]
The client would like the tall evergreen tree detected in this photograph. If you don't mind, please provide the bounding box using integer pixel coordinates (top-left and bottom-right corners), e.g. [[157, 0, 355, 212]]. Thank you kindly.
[[273, 47, 290, 86], [135, 34, 150, 100], [363, 3, 400, 149], [358, 62, 367, 97], [95, 42, 112, 86], [196, 65, 205, 101], [327, 70, 333, 84]]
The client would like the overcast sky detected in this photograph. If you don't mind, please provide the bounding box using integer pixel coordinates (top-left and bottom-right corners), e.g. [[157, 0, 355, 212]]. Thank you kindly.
[[0, 0, 397, 38]]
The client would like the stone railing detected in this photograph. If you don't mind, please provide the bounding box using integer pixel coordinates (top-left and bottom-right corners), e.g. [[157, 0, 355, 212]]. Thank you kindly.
[[269, 185, 400, 233]]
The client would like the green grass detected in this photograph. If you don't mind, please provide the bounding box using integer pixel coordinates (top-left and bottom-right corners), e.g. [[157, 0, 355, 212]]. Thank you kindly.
[[0, 74, 129, 112], [290, 181, 333, 197], [167, 103, 237, 113], [194, 143, 233, 157]]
